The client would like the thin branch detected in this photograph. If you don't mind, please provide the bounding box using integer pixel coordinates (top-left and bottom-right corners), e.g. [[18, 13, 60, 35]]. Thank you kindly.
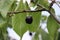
[[47, 10, 60, 24], [7, 1, 60, 24], [35, 2, 60, 24], [48, 0, 60, 24], [36, 3, 46, 9], [31, 0, 46, 9], [8, 9, 46, 14]]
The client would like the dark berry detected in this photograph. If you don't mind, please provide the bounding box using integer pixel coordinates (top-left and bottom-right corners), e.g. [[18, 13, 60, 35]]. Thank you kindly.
[[25, 16, 33, 24], [29, 32, 32, 36]]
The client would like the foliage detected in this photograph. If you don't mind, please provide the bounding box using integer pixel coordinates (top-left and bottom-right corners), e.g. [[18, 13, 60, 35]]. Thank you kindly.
[[0, 0, 60, 40]]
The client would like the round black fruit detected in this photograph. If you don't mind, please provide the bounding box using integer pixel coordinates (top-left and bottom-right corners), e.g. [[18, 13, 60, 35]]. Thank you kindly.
[[29, 32, 32, 36], [25, 16, 33, 24]]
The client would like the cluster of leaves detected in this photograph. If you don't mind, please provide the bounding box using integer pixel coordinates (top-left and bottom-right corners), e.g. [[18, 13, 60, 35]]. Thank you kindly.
[[0, 0, 60, 40]]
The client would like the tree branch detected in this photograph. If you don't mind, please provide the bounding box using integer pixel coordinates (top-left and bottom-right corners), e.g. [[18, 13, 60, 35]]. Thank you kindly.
[[35, 2, 60, 24], [48, 0, 60, 24], [8, 9, 45, 14], [8, 1, 60, 24], [47, 10, 60, 24], [7, 9, 46, 17]]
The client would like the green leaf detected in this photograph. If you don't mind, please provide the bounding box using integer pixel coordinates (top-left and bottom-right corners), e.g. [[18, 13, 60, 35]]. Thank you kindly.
[[26, 12, 41, 32], [0, 14, 7, 28], [47, 16, 59, 40], [12, 0, 41, 37], [9, 1, 17, 11], [12, 13, 27, 37], [0, 30, 4, 40], [58, 32, 60, 40], [0, 28, 8, 40], [14, 0, 29, 11], [41, 29, 51, 40], [0, 14, 8, 40], [12, 0, 28, 37], [32, 33, 39, 40], [32, 28, 40, 40], [38, 0, 49, 9], [0, 0, 15, 18], [12, 12, 41, 37]]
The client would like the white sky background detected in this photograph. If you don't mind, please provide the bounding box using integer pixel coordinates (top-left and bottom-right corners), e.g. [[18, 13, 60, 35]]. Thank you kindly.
[[7, 0, 60, 40]]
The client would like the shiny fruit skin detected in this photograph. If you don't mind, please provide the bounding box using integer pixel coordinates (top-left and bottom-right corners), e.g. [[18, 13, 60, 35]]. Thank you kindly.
[[25, 16, 33, 24]]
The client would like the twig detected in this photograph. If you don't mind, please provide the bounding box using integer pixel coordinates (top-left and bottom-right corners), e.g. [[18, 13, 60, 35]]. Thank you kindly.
[[48, 0, 60, 24], [8, 9, 46, 14], [8, 1, 60, 24], [47, 10, 60, 24], [31, 0, 46, 9], [36, 3, 46, 9], [35, 2, 60, 24]]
